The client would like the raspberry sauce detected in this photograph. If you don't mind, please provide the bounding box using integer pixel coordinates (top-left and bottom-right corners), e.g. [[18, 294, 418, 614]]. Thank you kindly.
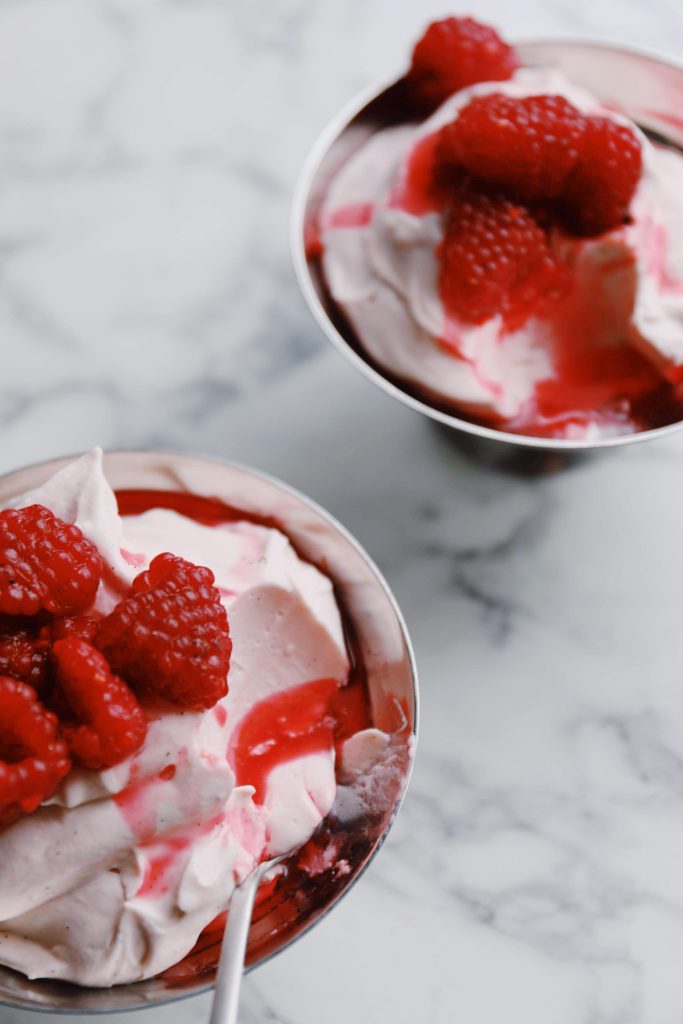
[[321, 123, 683, 438], [389, 131, 445, 215], [115, 488, 381, 983], [230, 678, 357, 804], [115, 488, 373, 797], [325, 202, 375, 229]]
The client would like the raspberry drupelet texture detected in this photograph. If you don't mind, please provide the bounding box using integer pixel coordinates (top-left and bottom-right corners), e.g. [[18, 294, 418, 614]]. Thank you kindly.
[[0, 616, 52, 695], [129, 551, 215, 596], [439, 93, 587, 200], [52, 638, 147, 771], [0, 614, 99, 698], [436, 93, 642, 237], [0, 677, 71, 827], [408, 17, 518, 109], [0, 505, 102, 617], [95, 553, 232, 711], [563, 117, 643, 235], [438, 187, 566, 327], [49, 615, 99, 645]]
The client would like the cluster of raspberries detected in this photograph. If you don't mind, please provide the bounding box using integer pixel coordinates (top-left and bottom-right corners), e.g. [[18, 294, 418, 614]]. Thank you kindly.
[[407, 17, 643, 326], [0, 505, 232, 827]]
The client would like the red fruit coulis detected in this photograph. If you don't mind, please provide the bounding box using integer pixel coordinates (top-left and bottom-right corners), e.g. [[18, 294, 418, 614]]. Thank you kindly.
[[137, 833, 194, 898], [113, 489, 383, 980], [325, 202, 375, 229], [113, 490, 406, 985], [318, 124, 683, 437], [389, 130, 446, 216], [229, 676, 368, 804], [115, 488, 372, 811]]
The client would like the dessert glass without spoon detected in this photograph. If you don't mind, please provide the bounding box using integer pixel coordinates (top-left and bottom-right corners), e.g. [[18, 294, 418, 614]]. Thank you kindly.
[[292, 39, 683, 454]]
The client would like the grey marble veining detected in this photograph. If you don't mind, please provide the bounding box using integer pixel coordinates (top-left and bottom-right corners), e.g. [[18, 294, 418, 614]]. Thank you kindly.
[[2, 1, 683, 1022]]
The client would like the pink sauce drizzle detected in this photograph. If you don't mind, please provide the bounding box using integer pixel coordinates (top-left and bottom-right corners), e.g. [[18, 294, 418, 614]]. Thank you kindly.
[[110, 489, 374, 918], [377, 125, 683, 437], [646, 222, 683, 294], [228, 678, 338, 805], [121, 548, 146, 567], [137, 834, 193, 897], [227, 676, 372, 806], [136, 813, 232, 898], [388, 130, 444, 215], [534, 248, 661, 417], [114, 772, 165, 839], [641, 108, 683, 134], [325, 202, 375, 229]]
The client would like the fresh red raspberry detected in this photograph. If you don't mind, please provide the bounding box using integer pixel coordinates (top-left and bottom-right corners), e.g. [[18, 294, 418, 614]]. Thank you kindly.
[[563, 117, 642, 235], [49, 615, 99, 645], [0, 614, 98, 699], [0, 505, 102, 617], [51, 638, 147, 771], [408, 17, 518, 109], [0, 677, 70, 826], [0, 616, 52, 694], [437, 186, 567, 328], [129, 551, 215, 596], [95, 554, 231, 711], [439, 93, 587, 200]]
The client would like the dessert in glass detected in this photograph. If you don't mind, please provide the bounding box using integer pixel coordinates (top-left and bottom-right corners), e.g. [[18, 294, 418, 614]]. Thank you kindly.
[[294, 17, 683, 448], [0, 449, 416, 1013]]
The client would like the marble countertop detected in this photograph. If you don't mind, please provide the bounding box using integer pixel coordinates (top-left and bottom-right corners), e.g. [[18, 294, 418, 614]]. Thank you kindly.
[[2, 1, 683, 1022]]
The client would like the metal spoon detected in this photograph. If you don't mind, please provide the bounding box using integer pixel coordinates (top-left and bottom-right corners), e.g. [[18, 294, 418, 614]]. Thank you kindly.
[[208, 855, 286, 1024]]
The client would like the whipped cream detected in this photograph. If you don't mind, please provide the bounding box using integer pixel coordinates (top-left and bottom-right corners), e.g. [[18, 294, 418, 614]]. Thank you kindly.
[[0, 451, 385, 987], [321, 68, 683, 436]]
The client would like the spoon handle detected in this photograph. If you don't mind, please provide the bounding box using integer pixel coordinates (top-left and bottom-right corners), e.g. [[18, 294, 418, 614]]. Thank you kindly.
[[208, 868, 261, 1024]]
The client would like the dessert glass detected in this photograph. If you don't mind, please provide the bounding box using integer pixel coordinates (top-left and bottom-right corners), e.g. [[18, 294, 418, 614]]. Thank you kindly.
[[292, 40, 683, 455], [0, 449, 418, 1013]]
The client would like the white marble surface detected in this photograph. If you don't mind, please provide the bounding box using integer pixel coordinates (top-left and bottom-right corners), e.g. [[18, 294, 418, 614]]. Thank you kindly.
[[2, 0, 683, 1022]]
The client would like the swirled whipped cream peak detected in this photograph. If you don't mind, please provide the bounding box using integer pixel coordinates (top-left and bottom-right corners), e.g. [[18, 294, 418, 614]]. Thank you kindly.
[[317, 16, 683, 439], [0, 450, 387, 987]]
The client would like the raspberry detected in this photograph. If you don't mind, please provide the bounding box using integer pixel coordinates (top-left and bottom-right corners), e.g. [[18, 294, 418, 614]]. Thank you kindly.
[[0, 614, 99, 699], [438, 186, 566, 327], [95, 554, 231, 711], [440, 93, 586, 200], [0, 505, 102, 617], [129, 552, 215, 596], [563, 117, 642, 235], [437, 94, 642, 236], [0, 616, 51, 694], [49, 615, 99, 645], [0, 677, 70, 826], [51, 638, 147, 771], [408, 17, 518, 109]]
